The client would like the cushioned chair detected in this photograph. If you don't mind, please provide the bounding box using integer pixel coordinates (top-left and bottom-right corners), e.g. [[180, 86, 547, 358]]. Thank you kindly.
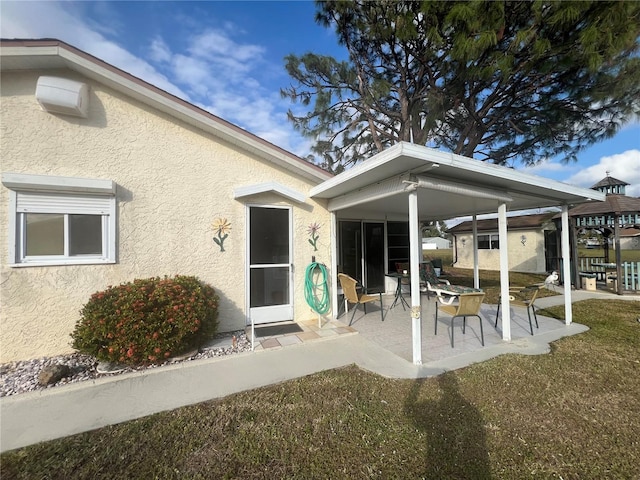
[[420, 261, 482, 304], [338, 273, 384, 326], [495, 285, 542, 335], [435, 292, 486, 347], [420, 261, 451, 298]]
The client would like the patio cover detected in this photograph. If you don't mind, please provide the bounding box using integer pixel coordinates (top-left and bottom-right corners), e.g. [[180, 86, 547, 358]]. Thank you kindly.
[[310, 142, 605, 365]]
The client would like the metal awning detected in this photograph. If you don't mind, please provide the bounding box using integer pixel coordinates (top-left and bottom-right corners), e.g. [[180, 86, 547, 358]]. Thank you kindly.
[[310, 142, 605, 220], [310, 142, 605, 365]]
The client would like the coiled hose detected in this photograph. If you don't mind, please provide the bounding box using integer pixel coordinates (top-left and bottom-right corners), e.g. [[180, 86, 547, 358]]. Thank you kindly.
[[304, 262, 330, 315]]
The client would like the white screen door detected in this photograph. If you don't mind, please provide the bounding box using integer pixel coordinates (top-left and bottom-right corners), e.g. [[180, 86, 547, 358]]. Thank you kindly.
[[248, 205, 293, 324]]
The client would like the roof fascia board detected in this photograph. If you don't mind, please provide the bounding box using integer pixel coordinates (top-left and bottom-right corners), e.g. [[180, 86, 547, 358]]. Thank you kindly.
[[401, 142, 606, 204], [0, 44, 60, 57], [312, 141, 605, 205]]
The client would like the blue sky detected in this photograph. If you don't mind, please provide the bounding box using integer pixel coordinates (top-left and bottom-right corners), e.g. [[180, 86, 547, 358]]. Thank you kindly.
[[2, 0, 639, 198]]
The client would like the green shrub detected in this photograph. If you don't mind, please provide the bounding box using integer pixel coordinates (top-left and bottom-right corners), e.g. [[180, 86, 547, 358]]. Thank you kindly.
[[71, 275, 219, 366]]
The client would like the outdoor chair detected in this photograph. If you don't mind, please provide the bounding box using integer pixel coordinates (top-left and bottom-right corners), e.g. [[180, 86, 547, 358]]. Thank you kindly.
[[495, 285, 542, 335], [419, 261, 471, 302], [435, 292, 486, 347], [338, 273, 384, 326]]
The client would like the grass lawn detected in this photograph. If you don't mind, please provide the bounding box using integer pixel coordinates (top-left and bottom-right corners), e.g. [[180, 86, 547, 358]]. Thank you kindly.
[[2, 297, 639, 479], [578, 247, 640, 262]]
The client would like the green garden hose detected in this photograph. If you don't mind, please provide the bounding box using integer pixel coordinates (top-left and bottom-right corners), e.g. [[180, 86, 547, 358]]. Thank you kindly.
[[304, 262, 330, 315]]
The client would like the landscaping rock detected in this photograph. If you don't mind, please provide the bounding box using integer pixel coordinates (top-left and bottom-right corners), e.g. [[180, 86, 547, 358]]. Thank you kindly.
[[37, 364, 71, 386]]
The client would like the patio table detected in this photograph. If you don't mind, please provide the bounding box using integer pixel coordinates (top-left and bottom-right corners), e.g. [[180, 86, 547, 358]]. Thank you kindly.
[[385, 272, 411, 310], [431, 284, 483, 305]]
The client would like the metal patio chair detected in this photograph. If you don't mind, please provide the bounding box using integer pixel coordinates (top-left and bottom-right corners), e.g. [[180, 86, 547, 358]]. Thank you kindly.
[[435, 292, 486, 347], [338, 273, 384, 326], [495, 285, 542, 335]]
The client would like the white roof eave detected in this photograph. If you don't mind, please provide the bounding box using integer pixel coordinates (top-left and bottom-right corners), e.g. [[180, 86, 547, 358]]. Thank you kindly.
[[311, 142, 606, 208]]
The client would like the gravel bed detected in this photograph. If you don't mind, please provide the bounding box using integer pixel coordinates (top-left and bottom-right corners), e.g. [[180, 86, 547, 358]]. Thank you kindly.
[[0, 331, 251, 398]]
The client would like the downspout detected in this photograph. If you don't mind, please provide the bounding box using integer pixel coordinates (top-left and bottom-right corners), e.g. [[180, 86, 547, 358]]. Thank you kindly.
[[452, 233, 458, 266]]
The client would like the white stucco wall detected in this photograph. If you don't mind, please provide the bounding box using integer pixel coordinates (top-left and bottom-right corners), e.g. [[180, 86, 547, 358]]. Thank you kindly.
[[453, 229, 549, 273], [0, 69, 332, 362]]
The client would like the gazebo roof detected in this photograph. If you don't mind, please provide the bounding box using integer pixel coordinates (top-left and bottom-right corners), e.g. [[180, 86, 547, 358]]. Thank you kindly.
[[591, 176, 629, 189], [567, 193, 640, 216]]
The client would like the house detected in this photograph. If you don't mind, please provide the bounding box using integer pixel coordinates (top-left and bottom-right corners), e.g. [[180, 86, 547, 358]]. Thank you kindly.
[[620, 227, 640, 250], [447, 213, 558, 273], [0, 39, 332, 363], [421, 237, 451, 250], [1, 39, 603, 366]]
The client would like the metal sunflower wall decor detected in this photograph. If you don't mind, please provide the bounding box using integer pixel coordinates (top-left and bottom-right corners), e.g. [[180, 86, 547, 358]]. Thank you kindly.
[[212, 218, 231, 252]]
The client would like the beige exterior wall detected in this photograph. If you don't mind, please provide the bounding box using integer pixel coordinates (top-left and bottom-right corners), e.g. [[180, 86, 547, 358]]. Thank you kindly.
[[453, 228, 549, 273], [0, 69, 332, 362]]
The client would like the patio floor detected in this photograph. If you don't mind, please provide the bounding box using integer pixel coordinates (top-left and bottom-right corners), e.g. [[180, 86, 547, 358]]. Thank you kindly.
[[334, 292, 569, 364], [248, 290, 581, 366]]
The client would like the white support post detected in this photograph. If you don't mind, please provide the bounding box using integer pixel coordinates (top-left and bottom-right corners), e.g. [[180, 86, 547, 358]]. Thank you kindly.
[[408, 190, 422, 365], [561, 204, 573, 324], [498, 203, 511, 341], [472, 214, 479, 289]]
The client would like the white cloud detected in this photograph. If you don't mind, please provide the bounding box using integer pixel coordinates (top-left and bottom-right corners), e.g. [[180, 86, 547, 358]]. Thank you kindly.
[[149, 37, 172, 64], [1, 2, 187, 98], [565, 149, 640, 197], [0, 1, 302, 152], [189, 30, 264, 64]]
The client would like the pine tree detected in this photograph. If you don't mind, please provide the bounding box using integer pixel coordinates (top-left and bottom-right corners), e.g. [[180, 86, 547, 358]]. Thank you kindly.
[[282, 0, 640, 172]]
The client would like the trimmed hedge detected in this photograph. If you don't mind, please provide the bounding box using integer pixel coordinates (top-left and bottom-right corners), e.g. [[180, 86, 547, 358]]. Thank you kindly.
[[71, 275, 219, 366]]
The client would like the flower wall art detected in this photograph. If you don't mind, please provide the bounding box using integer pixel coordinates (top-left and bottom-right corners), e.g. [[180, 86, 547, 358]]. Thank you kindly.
[[212, 218, 231, 252]]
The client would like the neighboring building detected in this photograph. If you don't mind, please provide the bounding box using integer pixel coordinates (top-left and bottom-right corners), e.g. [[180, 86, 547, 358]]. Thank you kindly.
[[421, 237, 451, 250], [448, 213, 557, 273], [0, 39, 332, 362], [620, 227, 640, 250]]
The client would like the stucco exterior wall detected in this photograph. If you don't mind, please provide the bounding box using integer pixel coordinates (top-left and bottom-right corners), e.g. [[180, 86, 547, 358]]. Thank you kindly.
[[0, 69, 331, 362], [453, 228, 549, 273]]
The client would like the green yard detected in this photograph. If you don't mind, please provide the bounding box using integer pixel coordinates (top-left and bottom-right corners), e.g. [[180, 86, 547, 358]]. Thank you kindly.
[[2, 295, 639, 479]]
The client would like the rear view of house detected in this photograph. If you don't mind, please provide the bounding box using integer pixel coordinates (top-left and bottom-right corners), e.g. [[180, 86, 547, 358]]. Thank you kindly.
[[0, 39, 332, 363]]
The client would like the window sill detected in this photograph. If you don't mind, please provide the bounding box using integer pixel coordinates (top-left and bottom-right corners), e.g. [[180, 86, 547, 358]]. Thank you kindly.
[[9, 259, 116, 268]]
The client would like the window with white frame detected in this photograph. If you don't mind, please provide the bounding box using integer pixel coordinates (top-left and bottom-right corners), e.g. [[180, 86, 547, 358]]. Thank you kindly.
[[2, 173, 116, 266], [477, 233, 500, 250]]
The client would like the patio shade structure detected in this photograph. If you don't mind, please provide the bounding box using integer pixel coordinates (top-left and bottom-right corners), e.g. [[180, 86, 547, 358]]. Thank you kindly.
[[310, 142, 605, 365], [555, 174, 640, 294]]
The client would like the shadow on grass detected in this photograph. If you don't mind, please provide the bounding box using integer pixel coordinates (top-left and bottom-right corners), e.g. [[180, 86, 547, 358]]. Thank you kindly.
[[404, 371, 491, 479]]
